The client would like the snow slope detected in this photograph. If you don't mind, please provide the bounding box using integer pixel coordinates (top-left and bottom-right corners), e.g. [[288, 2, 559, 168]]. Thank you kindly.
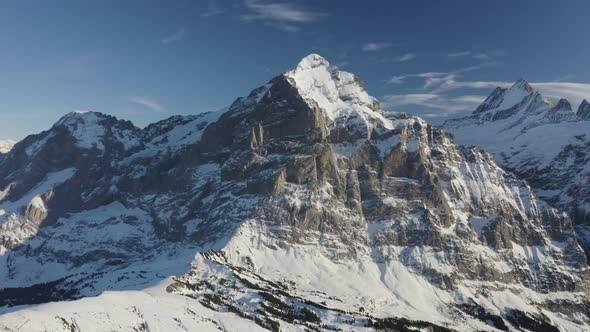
[[443, 79, 590, 252], [0, 56, 588, 332]]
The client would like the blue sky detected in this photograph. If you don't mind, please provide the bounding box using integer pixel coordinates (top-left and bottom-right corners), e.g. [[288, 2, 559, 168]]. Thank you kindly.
[[1, 0, 590, 140]]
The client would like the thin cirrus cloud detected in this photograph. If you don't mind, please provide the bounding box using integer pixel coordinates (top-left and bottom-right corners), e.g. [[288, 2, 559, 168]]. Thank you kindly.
[[395, 53, 416, 62], [128, 97, 167, 114], [383, 62, 503, 117], [427, 76, 590, 106], [160, 29, 185, 45], [380, 94, 487, 116], [240, 0, 325, 32], [447, 51, 491, 60], [362, 42, 392, 52], [382, 75, 590, 118], [386, 61, 500, 85], [447, 51, 471, 57]]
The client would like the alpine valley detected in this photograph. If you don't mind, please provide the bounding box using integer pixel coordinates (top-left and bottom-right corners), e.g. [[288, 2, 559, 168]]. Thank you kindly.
[[0, 55, 589, 332]]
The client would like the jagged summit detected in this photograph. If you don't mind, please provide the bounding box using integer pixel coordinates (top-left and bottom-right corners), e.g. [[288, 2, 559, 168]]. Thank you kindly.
[[473, 79, 540, 115], [510, 78, 535, 94], [282, 54, 389, 139], [553, 98, 573, 112], [578, 99, 590, 120], [443, 75, 590, 261], [285, 53, 379, 113]]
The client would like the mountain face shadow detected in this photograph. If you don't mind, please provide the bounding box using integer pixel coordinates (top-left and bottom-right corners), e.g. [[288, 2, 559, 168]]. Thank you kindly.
[[0, 112, 245, 315], [0, 185, 242, 315]]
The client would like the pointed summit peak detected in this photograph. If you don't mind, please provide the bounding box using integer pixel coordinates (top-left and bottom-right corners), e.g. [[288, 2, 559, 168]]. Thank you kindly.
[[294, 54, 330, 71], [577, 99, 590, 120], [553, 98, 572, 111], [281, 54, 387, 138], [285, 54, 376, 116], [474, 79, 537, 115], [510, 78, 534, 94]]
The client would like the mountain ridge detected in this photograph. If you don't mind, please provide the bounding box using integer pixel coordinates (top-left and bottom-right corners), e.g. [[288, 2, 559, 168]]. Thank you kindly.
[[443, 78, 590, 255], [0, 55, 589, 331]]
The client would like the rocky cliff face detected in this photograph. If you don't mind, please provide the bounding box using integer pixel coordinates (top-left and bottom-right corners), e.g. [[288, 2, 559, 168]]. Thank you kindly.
[[578, 99, 590, 120], [443, 80, 590, 256], [0, 56, 589, 331]]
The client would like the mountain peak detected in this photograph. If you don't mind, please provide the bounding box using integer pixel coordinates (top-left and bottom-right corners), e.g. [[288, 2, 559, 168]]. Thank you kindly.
[[473, 79, 536, 114], [282, 54, 387, 138], [510, 78, 534, 94], [285, 54, 377, 113], [294, 53, 330, 72], [55, 110, 107, 127], [578, 99, 590, 120], [553, 98, 573, 112], [50, 110, 140, 152], [0, 139, 16, 154]]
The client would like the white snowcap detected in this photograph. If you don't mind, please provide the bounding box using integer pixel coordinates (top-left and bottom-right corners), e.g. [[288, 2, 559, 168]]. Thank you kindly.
[[0, 139, 16, 154], [284, 54, 393, 135], [294, 54, 330, 71]]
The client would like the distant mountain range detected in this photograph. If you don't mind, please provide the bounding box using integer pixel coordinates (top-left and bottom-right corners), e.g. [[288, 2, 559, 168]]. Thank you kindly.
[[0, 55, 589, 331], [443, 79, 590, 254]]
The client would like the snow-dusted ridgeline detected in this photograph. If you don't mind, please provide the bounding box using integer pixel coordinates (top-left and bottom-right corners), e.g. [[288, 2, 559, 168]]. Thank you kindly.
[[443, 79, 590, 254], [0, 55, 588, 331]]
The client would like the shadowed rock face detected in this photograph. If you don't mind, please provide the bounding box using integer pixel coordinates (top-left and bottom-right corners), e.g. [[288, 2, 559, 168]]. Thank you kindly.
[[0, 55, 589, 331], [578, 99, 590, 120]]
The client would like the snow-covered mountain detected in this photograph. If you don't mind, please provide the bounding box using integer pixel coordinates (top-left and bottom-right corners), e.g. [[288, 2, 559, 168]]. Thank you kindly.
[[0, 139, 16, 154], [0, 56, 589, 331], [443, 80, 590, 253]]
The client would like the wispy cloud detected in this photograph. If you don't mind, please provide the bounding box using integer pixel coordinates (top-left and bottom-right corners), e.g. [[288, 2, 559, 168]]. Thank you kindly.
[[128, 97, 167, 114], [381, 93, 486, 116], [161, 29, 185, 45], [428, 77, 510, 93], [472, 53, 490, 60], [529, 82, 590, 106], [448, 51, 492, 60], [362, 42, 392, 52], [448, 51, 471, 58], [241, 0, 325, 32], [386, 61, 500, 85], [201, 0, 225, 17], [395, 53, 416, 62]]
